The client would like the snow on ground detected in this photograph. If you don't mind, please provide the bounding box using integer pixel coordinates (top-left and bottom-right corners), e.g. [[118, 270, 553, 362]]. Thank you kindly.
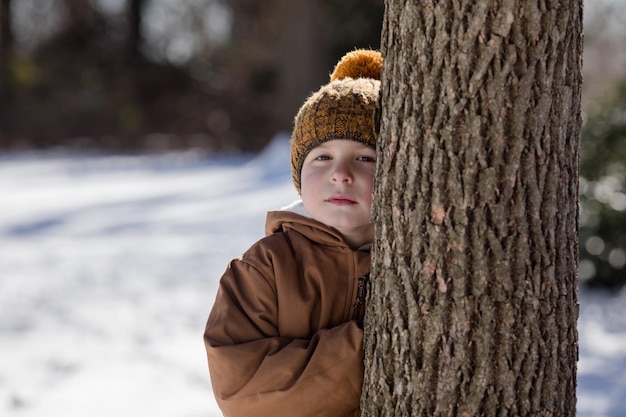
[[1, 135, 625, 417]]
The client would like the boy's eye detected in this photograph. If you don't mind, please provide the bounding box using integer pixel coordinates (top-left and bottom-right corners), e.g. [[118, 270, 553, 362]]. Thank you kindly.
[[314, 155, 331, 161], [357, 155, 376, 162]]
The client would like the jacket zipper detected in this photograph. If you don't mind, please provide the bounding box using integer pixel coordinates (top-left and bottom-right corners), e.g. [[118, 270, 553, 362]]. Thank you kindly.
[[352, 274, 369, 326]]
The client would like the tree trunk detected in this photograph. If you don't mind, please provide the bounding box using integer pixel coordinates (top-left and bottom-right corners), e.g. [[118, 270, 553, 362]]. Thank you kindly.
[[226, 0, 330, 131], [53, 0, 103, 50], [127, 0, 147, 62], [274, 0, 330, 130], [0, 0, 13, 99], [362, 1, 582, 416], [0, 0, 12, 56], [60, 0, 100, 32]]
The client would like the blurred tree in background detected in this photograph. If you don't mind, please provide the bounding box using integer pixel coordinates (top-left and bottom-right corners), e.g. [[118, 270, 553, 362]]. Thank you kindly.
[[580, 81, 626, 289], [0, 0, 383, 152], [578, 2, 626, 290]]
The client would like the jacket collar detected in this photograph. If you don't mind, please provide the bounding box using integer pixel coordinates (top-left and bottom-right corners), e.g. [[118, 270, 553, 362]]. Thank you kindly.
[[266, 200, 364, 249]]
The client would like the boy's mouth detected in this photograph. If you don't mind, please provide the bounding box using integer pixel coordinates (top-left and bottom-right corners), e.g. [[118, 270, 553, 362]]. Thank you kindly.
[[325, 195, 357, 205]]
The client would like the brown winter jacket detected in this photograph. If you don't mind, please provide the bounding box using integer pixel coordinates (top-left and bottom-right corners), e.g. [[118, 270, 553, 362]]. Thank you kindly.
[[204, 208, 371, 417]]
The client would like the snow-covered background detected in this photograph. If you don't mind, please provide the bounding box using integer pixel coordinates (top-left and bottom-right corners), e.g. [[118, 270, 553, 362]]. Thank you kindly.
[[1, 135, 625, 417]]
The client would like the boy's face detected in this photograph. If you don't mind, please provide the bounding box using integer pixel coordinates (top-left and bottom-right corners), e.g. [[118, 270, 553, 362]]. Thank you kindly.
[[300, 140, 376, 247]]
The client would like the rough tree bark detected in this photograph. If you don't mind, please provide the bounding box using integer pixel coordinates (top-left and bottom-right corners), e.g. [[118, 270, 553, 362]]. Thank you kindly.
[[362, 1, 582, 416]]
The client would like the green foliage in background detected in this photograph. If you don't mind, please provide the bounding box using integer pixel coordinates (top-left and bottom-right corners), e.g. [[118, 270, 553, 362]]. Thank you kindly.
[[580, 80, 626, 290]]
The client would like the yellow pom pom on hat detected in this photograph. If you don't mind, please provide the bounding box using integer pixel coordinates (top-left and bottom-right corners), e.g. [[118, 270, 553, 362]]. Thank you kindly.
[[290, 49, 383, 193]]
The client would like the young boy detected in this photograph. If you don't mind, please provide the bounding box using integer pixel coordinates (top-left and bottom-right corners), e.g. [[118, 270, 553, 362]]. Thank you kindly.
[[204, 49, 383, 417]]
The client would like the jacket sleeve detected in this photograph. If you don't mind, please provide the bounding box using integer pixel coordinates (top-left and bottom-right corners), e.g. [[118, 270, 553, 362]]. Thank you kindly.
[[204, 258, 364, 417]]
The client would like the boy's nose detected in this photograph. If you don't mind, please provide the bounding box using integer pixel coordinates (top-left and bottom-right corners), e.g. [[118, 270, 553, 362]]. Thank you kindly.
[[330, 163, 353, 183]]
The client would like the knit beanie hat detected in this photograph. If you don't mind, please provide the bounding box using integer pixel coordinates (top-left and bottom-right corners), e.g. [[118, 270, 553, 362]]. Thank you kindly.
[[290, 49, 383, 193]]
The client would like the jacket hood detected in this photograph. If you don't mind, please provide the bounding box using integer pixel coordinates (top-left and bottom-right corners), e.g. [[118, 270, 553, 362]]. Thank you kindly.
[[265, 200, 349, 248]]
